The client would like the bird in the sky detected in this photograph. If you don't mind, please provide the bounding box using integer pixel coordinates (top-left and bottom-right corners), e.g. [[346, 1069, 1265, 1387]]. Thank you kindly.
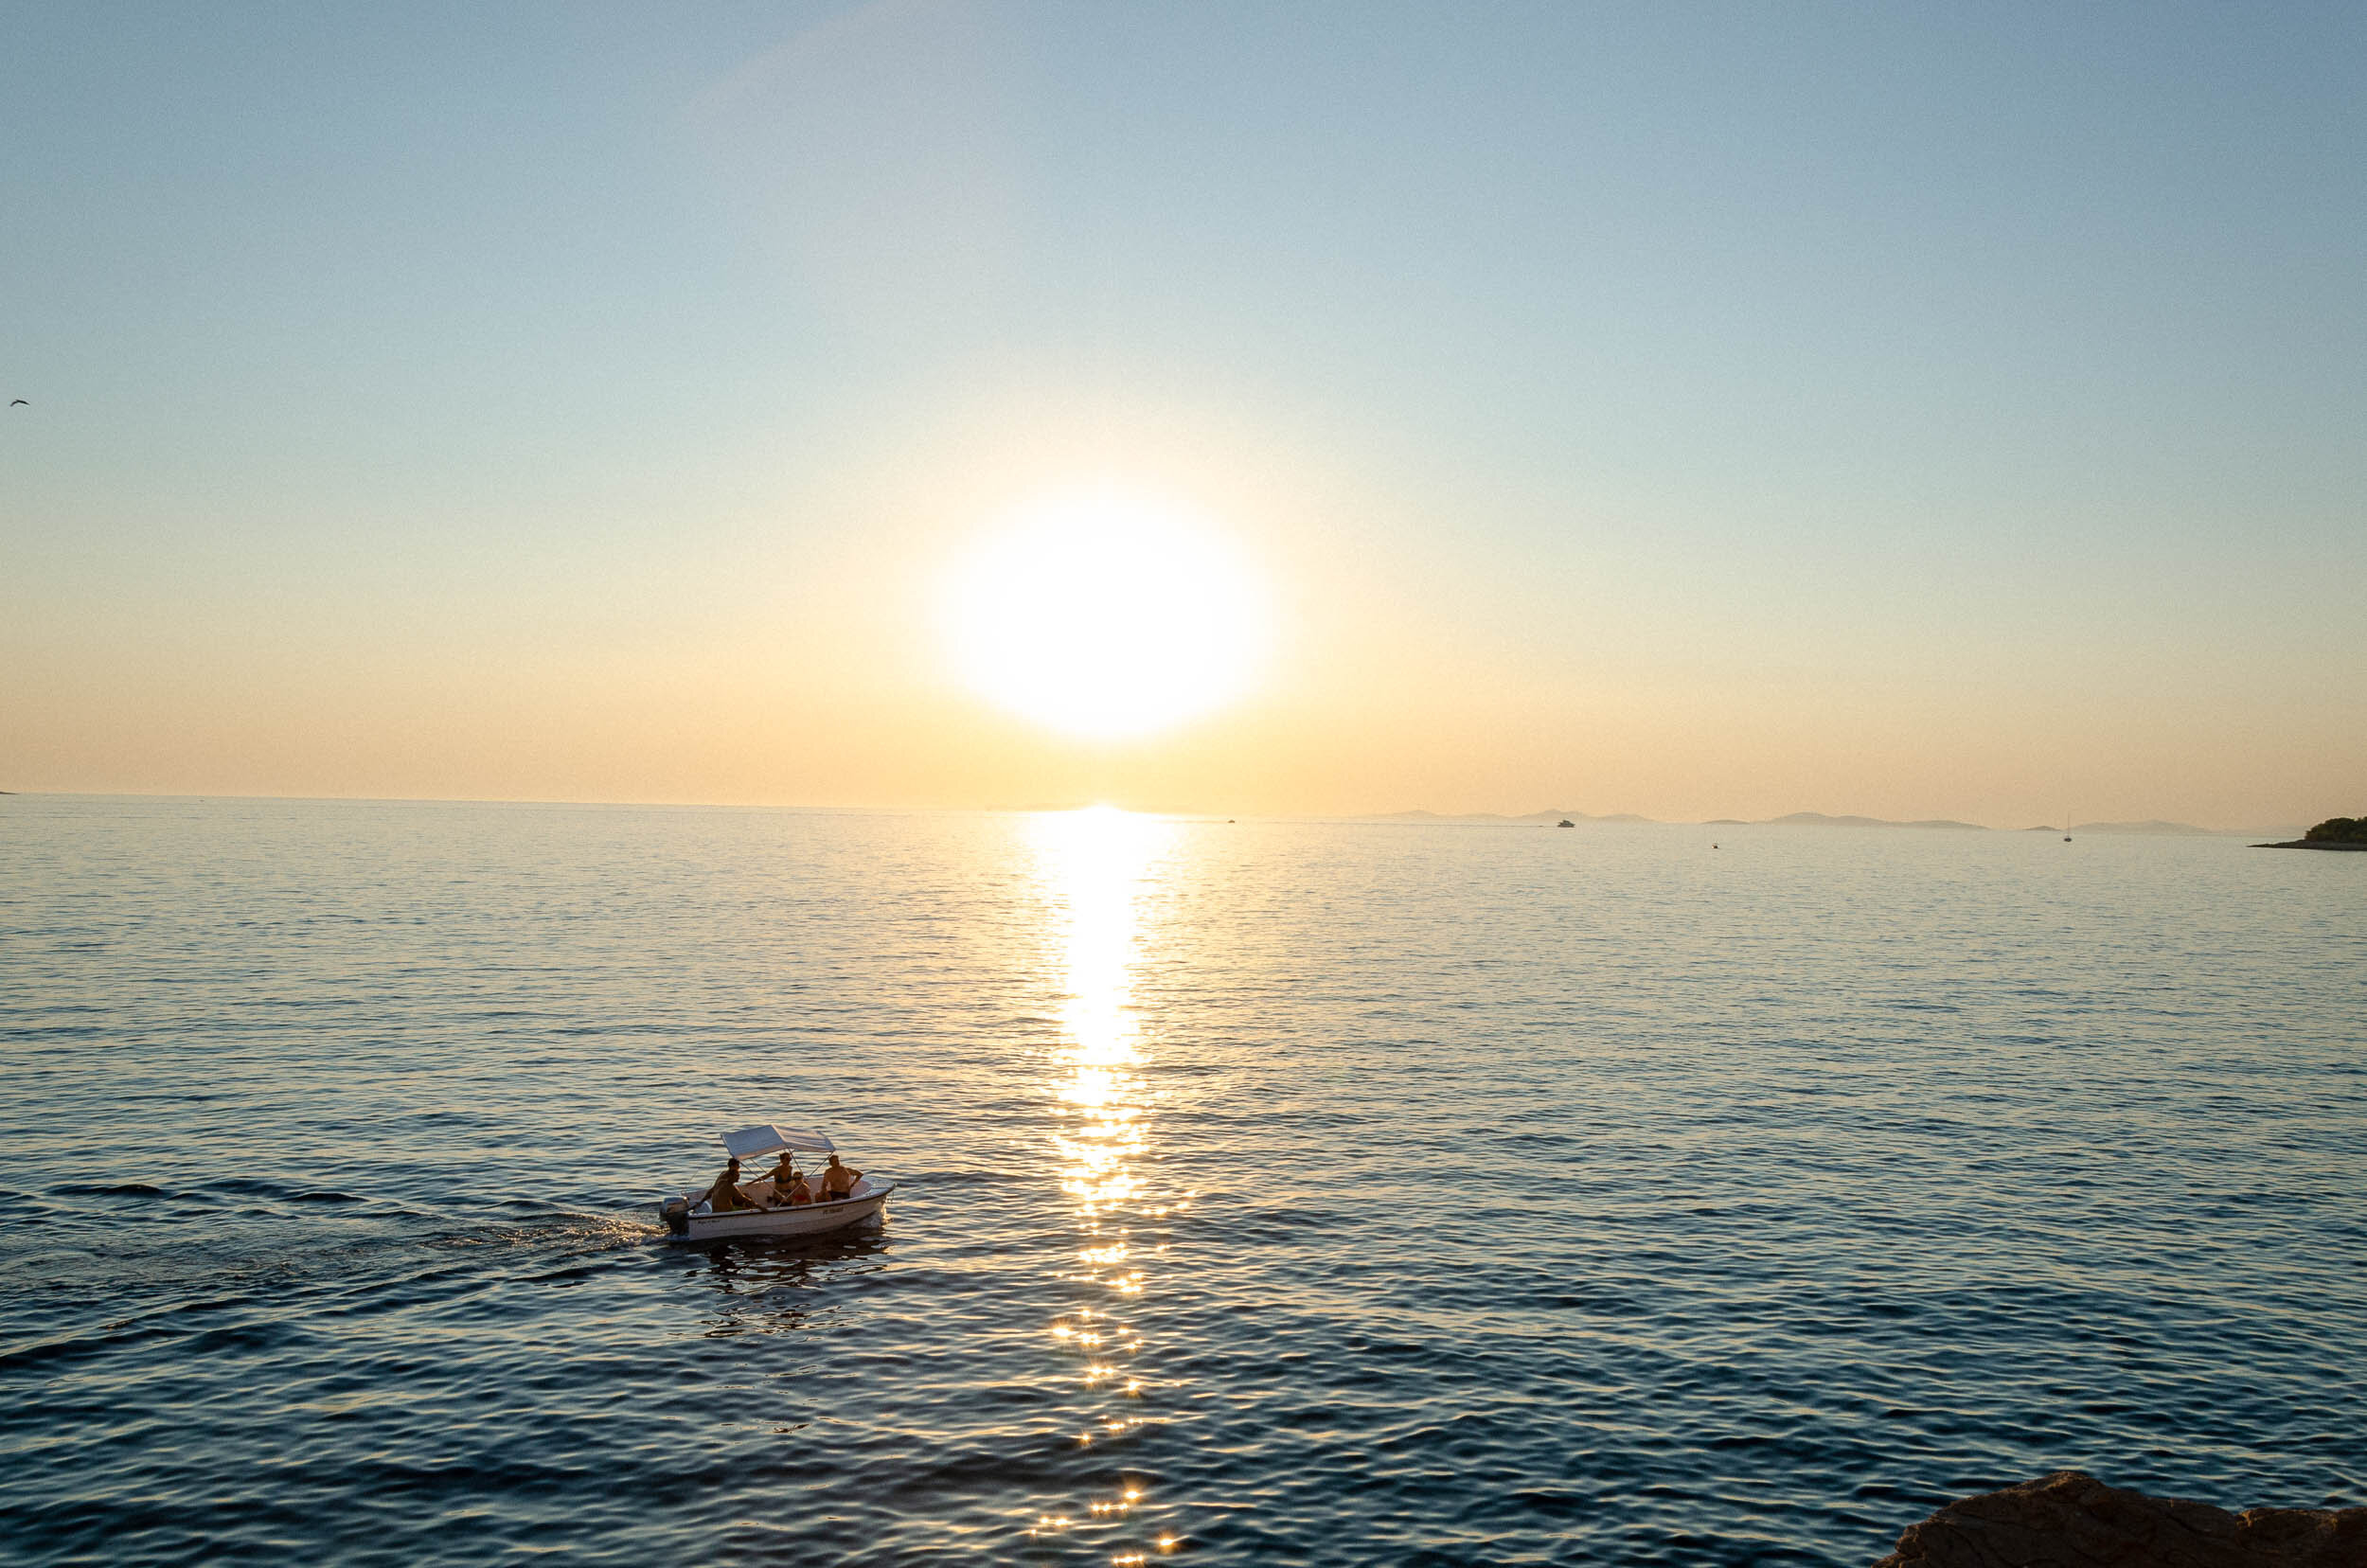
[[8, 399, 25, 406]]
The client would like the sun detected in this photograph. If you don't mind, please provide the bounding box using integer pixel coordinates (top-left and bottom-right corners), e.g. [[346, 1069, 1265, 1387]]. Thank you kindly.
[[939, 484, 1272, 741]]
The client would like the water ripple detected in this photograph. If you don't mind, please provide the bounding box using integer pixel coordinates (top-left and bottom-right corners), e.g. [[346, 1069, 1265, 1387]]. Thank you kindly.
[[1, 795, 2360, 1564]]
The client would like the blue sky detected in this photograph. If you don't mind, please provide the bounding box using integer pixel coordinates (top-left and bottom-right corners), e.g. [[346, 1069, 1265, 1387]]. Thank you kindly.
[[3, 3, 2359, 822]]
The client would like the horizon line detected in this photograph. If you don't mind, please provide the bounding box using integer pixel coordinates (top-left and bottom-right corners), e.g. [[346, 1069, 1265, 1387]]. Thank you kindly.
[[0, 788, 2307, 836]]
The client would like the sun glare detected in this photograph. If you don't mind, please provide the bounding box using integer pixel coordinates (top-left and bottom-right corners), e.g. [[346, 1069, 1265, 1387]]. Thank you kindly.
[[939, 486, 1272, 741]]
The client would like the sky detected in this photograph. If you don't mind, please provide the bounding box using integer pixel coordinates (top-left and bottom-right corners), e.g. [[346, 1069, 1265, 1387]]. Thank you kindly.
[[3, 2, 2359, 827]]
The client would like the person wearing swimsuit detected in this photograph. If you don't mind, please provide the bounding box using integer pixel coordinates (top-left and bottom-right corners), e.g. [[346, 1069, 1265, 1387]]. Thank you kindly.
[[820, 1154, 862, 1200], [757, 1152, 799, 1203]]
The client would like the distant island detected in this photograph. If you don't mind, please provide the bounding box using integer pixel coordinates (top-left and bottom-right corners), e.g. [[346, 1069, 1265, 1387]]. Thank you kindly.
[[2256, 815, 2367, 852], [1754, 811, 1984, 830], [1371, 808, 1657, 826], [1367, 808, 2296, 835]]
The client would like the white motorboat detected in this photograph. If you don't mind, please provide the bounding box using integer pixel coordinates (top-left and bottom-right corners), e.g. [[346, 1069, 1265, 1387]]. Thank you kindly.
[[657, 1123, 895, 1242]]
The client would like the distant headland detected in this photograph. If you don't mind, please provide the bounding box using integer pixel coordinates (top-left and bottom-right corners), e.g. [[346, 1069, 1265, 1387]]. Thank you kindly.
[[1368, 808, 2301, 836], [2255, 815, 2367, 851]]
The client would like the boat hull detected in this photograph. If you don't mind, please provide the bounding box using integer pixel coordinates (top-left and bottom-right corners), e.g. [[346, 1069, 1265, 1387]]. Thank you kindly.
[[663, 1180, 894, 1242]]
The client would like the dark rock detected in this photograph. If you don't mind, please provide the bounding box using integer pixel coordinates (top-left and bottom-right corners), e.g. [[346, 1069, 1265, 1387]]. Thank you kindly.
[[2259, 814, 2367, 847], [1875, 1471, 2367, 1567]]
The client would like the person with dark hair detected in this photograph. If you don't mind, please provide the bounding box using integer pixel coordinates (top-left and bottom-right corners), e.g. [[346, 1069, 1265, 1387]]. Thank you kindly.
[[757, 1150, 800, 1202], [819, 1153, 863, 1200], [702, 1157, 752, 1212]]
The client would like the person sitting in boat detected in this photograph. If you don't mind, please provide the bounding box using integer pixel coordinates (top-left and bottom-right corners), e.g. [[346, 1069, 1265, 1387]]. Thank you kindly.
[[756, 1151, 801, 1203], [784, 1167, 815, 1205], [819, 1154, 862, 1200], [701, 1157, 752, 1212]]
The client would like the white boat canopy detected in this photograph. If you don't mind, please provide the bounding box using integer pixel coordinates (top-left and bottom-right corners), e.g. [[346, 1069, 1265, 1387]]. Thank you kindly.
[[721, 1123, 835, 1159]]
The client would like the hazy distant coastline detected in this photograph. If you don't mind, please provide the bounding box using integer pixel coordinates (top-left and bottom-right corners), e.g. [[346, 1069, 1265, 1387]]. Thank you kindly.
[[1368, 808, 2302, 837], [0, 792, 2311, 841]]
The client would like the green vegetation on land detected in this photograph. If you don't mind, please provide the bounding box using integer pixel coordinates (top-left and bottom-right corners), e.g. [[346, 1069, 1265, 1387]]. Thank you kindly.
[[2302, 816, 2367, 844]]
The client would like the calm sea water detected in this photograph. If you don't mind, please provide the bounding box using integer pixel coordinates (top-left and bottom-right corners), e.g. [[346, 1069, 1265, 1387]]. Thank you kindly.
[[2, 795, 2360, 1566]]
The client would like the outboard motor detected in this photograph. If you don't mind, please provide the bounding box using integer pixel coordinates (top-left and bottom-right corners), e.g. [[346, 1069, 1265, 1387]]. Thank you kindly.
[[658, 1197, 690, 1237]]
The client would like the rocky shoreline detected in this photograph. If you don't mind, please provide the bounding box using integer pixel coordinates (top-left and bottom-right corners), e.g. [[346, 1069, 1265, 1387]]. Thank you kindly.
[[2257, 815, 2367, 850], [1875, 1471, 2366, 1567]]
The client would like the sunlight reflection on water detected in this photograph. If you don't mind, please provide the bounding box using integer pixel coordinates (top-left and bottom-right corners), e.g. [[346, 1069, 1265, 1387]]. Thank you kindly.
[[7, 798, 2362, 1566], [1026, 807, 1183, 1558]]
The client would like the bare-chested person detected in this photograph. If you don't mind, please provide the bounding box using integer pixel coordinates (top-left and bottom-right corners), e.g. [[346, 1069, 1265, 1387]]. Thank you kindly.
[[819, 1153, 862, 1200], [701, 1157, 752, 1212]]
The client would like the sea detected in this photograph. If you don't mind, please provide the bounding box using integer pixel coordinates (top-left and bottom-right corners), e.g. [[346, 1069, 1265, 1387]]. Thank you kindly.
[[2, 794, 2360, 1566]]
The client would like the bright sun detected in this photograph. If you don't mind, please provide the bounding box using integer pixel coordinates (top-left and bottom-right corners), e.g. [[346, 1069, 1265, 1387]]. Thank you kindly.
[[939, 485, 1272, 741]]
